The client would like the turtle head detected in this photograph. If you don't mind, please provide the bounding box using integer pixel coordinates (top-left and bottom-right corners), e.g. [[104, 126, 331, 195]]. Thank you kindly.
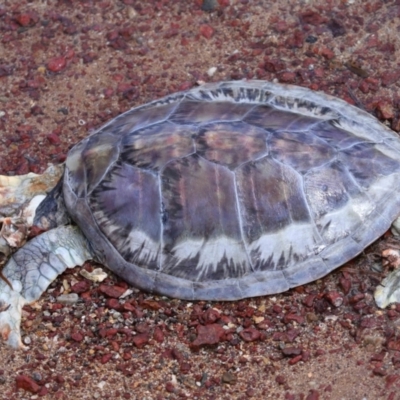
[[33, 177, 70, 231]]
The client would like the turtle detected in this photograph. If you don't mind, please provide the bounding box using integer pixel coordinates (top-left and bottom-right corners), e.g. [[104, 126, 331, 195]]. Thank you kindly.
[[1, 80, 400, 349]]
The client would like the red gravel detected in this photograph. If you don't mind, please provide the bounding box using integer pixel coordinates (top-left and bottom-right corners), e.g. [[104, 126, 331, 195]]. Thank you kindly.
[[1, 0, 400, 399]]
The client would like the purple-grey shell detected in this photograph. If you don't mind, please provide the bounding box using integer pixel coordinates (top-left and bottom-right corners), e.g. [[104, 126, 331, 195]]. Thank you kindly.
[[63, 80, 400, 300]]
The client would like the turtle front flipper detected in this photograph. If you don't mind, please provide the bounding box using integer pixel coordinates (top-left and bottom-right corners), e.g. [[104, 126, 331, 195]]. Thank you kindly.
[[0, 277, 26, 348], [0, 225, 92, 349]]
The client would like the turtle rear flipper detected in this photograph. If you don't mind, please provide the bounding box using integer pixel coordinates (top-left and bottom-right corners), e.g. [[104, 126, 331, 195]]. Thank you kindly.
[[0, 225, 92, 348]]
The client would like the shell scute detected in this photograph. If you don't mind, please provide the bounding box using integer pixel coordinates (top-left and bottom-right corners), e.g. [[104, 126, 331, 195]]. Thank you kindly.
[[308, 121, 363, 149], [196, 121, 268, 169], [169, 99, 255, 125], [121, 122, 196, 170], [188, 85, 273, 104], [160, 154, 251, 281], [243, 105, 320, 132], [236, 156, 319, 271], [84, 132, 121, 195], [101, 95, 184, 136], [89, 162, 161, 270], [339, 142, 400, 188], [305, 160, 375, 244], [65, 139, 89, 198], [269, 130, 335, 174]]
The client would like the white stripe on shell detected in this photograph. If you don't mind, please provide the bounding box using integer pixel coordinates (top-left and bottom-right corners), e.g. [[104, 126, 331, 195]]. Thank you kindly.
[[121, 229, 160, 264], [168, 236, 248, 278], [248, 223, 323, 270]]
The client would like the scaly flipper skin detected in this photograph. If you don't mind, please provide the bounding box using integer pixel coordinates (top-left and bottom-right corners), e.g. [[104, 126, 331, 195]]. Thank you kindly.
[[0, 225, 92, 348]]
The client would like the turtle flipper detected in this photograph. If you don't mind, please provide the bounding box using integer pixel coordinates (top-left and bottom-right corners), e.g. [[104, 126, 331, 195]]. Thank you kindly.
[[0, 225, 92, 348], [0, 278, 26, 349]]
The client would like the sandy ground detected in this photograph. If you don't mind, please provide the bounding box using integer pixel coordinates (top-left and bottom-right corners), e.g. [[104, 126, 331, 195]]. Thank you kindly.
[[1, 0, 400, 399]]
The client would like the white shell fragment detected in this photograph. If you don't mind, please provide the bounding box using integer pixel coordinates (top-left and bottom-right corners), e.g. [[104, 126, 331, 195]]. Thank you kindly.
[[375, 269, 400, 308], [80, 268, 108, 282]]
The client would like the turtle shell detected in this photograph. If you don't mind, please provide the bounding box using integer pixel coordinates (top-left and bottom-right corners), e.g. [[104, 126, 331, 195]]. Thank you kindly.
[[63, 81, 400, 300]]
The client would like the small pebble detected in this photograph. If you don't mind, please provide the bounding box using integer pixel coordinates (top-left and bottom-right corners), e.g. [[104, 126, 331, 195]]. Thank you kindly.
[[80, 268, 108, 282], [32, 372, 42, 382], [47, 56, 67, 73], [221, 371, 236, 384], [56, 293, 79, 305], [23, 336, 32, 345], [207, 67, 217, 77], [202, 0, 218, 12]]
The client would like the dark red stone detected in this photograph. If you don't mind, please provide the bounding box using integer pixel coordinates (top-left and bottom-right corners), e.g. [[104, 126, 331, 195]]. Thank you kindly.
[[199, 24, 214, 39], [47, 56, 67, 73], [15, 14, 32, 27], [71, 332, 84, 342], [153, 327, 164, 343], [289, 355, 303, 365], [106, 298, 122, 310], [306, 390, 320, 400], [101, 354, 113, 364], [239, 328, 261, 342], [284, 313, 305, 325], [71, 280, 91, 293], [16, 375, 41, 393], [191, 324, 225, 347], [324, 291, 343, 307], [165, 382, 176, 393], [203, 308, 221, 324], [46, 133, 61, 145], [300, 10, 327, 25], [99, 284, 126, 298], [373, 367, 387, 376], [132, 332, 150, 348]]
